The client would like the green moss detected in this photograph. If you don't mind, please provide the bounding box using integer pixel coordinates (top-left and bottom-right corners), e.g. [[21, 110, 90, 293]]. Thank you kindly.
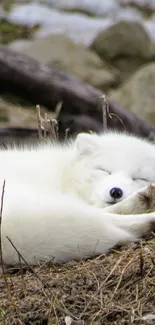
[[1, 0, 14, 12], [0, 19, 40, 44], [2, 0, 31, 12], [59, 8, 96, 18]]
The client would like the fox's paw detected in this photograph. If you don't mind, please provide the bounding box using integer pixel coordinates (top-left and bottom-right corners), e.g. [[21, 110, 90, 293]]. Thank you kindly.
[[138, 184, 155, 212]]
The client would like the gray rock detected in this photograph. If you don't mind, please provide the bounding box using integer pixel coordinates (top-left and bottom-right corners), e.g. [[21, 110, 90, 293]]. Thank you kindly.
[[110, 62, 155, 125], [91, 21, 154, 81], [9, 34, 119, 91]]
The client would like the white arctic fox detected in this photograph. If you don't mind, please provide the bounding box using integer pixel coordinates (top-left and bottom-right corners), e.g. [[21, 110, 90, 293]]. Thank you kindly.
[[1, 131, 155, 266]]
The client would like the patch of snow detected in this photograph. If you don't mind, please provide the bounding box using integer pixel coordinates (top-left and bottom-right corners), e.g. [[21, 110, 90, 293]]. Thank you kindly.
[[8, 3, 146, 46], [46, 0, 119, 17], [8, 3, 115, 45]]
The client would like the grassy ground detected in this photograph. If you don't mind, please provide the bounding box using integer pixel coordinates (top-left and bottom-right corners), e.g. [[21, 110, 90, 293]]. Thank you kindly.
[[0, 237, 155, 325]]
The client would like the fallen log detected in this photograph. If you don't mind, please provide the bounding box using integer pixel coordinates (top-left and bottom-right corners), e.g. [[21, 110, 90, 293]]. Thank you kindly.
[[0, 46, 155, 139], [0, 127, 38, 147]]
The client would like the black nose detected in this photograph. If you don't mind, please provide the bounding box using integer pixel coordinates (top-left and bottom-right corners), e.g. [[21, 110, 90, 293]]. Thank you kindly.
[[110, 187, 123, 199]]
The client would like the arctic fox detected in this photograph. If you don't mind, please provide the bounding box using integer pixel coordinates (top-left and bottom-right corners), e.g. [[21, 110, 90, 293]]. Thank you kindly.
[[1, 131, 155, 266]]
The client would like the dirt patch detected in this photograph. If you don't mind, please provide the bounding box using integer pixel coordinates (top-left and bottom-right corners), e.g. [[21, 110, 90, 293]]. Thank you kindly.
[[0, 98, 54, 129], [0, 238, 155, 325]]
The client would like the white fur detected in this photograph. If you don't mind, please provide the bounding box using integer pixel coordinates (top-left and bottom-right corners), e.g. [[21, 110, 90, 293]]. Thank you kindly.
[[1, 131, 155, 265]]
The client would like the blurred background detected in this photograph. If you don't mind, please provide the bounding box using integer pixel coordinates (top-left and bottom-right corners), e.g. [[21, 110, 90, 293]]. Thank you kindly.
[[1, 0, 155, 143]]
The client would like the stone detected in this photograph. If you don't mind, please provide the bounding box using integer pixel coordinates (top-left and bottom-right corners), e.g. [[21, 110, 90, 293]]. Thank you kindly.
[[91, 20, 154, 80], [110, 62, 155, 125], [9, 34, 119, 91]]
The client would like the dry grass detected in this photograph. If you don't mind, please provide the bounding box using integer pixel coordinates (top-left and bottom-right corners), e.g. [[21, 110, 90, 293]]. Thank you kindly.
[[0, 237, 155, 325]]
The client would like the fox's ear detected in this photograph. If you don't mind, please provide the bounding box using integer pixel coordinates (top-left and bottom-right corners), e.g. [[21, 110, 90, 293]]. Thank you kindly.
[[75, 133, 98, 155]]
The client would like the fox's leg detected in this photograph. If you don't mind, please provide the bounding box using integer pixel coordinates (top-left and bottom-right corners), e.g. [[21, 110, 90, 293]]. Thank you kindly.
[[1, 185, 135, 265], [107, 210, 155, 237], [104, 185, 155, 215], [1, 183, 155, 265]]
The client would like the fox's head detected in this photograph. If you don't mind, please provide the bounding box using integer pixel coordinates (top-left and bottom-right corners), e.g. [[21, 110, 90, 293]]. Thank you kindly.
[[74, 132, 155, 207]]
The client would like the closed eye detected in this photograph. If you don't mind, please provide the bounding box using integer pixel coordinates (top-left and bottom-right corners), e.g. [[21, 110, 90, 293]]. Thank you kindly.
[[132, 177, 149, 182], [96, 167, 111, 175]]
